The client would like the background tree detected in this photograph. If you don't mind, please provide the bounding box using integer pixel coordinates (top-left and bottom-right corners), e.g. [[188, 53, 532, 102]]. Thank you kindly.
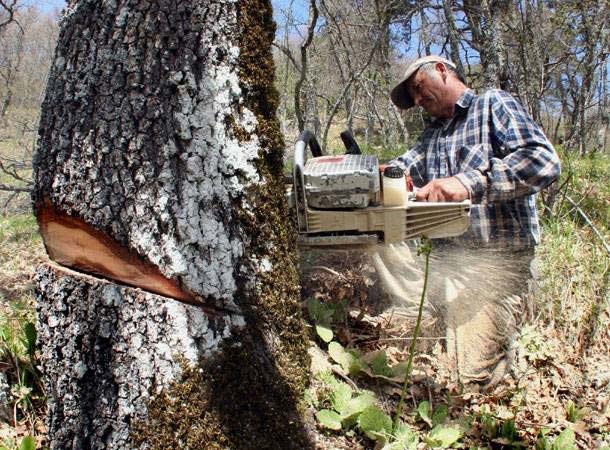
[[33, 0, 310, 448]]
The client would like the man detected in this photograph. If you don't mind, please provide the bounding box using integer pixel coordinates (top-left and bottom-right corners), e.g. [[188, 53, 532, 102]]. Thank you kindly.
[[390, 55, 561, 247], [381, 56, 561, 386]]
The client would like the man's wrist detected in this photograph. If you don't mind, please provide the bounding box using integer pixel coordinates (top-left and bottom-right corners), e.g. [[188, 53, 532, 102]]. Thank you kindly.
[[454, 170, 487, 203]]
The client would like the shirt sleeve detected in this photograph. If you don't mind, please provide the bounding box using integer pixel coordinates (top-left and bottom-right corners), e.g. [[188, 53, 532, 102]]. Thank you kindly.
[[454, 90, 561, 204], [390, 137, 428, 187]]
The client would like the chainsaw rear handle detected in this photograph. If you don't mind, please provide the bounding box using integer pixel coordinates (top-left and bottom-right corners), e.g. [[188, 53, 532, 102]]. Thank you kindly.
[[294, 130, 322, 168]]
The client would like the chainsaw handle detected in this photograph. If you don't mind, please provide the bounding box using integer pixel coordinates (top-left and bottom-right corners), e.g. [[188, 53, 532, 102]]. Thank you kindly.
[[340, 130, 362, 155], [296, 130, 323, 159]]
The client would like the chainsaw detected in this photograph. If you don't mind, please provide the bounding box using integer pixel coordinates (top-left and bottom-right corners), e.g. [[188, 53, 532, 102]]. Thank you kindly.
[[287, 130, 471, 248]]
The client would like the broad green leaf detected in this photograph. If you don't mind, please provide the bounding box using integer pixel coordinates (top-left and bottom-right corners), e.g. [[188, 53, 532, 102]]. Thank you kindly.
[[328, 341, 366, 375], [357, 406, 393, 440], [387, 423, 419, 450], [19, 436, 36, 450], [316, 409, 342, 431], [23, 322, 37, 355], [417, 400, 433, 427], [552, 428, 576, 450], [426, 425, 462, 448], [315, 324, 333, 343], [340, 392, 375, 422], [431, 404, 448, 426], [369, 351, 394, 377], [307, 298, 334, 323], [330, 381, 352, 414]]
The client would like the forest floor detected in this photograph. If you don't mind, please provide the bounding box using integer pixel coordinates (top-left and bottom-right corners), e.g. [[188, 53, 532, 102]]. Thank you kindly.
[[299, 151, 610, 450], [0, 152, 608, 449]]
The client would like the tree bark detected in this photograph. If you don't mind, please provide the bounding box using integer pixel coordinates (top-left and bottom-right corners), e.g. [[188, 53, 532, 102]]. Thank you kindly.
[[33, 1, 311, 448]]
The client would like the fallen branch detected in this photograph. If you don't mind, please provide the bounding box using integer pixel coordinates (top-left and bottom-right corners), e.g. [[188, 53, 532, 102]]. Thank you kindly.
[[565, 195, 610, 255], [0, 183, 31, 193]]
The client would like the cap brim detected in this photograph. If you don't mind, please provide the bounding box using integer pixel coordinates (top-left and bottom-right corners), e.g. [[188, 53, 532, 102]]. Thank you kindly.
[[390, 78, 414, 110]]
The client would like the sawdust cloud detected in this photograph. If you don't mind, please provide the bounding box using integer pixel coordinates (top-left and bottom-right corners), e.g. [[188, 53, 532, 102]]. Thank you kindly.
[[369, 242, 533, 319], [369, 242, 534, 384]]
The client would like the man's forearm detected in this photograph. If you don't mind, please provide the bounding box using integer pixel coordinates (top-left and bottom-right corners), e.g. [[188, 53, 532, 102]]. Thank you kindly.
[[453, 143, 561, 204]]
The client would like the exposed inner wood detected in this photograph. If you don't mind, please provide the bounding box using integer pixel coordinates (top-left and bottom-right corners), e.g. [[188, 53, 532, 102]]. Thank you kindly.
[[36, 200, 199, 305]]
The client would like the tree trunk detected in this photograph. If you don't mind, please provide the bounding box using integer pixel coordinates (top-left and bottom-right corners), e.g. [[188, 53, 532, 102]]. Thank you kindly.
[[33, 1, 310, 449], [442, 0, 465, 79], [463, 0, 508, 89]]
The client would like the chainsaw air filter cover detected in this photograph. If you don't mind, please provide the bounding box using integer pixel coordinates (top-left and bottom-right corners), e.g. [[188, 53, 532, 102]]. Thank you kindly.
[[303, 154, 380, 209]]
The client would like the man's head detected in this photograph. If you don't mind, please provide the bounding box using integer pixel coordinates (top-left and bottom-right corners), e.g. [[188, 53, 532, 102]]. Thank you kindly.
[[390, 56, 467, 118]]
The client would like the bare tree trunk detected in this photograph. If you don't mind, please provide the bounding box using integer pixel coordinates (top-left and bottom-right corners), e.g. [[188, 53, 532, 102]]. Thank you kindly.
[[33, 1, 310, 449], [294, 0, 319, 132], [463, 0, 508, 89], [443, 0, 465, 78]]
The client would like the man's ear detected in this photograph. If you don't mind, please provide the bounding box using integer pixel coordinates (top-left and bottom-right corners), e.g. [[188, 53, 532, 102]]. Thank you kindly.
[[436, 62, 448, 81]]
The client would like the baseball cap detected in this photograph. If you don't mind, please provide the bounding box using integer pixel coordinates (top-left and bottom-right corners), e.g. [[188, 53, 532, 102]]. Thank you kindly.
[[390, 55, 456, 109]]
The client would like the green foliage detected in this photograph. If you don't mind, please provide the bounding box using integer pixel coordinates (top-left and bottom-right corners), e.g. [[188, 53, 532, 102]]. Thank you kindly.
[[314, 371, 410, 446], [564, 400, 584, 423], [416, 401, 448, 428], [475, 406, 524, 447], [382, 424, 419, 450], [517, 325, 553, 364], [535, 428, 576, 450], [0, 301, 44, 429], [536, 152, 609, 344], [0, 435, 36, 450], [369, 351, 394, 378], [0, 215, 40, 247], [424, 425, 463, 448], [327, 341, 366, 375], [307, 298, 346, 343], [18, 436, 35, 450], [316, 409, 342, 430], [357, 405, 393, 440]]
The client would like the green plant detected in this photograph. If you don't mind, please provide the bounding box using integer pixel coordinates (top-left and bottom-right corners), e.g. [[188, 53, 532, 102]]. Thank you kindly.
[[416, 401, 449, 428], [0, 435, 36, 450], [393, 237, 432, 431], [564, 400, 584, 423], [535, 428, 576, 450], [314, 371, 423, 448], [0, 304, 44, 429], [307, 298, 346, 343]]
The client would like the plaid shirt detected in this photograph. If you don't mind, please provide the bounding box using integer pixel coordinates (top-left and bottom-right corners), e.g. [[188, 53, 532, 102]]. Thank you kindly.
[[393, 89, 561, 247]]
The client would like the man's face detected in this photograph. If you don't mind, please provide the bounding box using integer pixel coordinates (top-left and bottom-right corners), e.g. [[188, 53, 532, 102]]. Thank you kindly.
[[407, 65, 453, 118]]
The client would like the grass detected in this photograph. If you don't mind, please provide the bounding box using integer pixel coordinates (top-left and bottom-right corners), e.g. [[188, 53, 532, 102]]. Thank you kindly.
[[536, 151, 609, 345], [0, 213, 45, 448]]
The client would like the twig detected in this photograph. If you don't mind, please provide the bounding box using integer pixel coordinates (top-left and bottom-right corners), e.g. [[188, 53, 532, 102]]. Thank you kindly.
[[0, 183, 31, 193], [331, 366, 359, 391], [373, 336, 452, 342], [311, 265, 346, 279], [565, 195, 610, 255]]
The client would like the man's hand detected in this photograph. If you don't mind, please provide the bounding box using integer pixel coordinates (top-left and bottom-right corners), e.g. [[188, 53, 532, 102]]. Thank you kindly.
[[416, 176, 469, 202]]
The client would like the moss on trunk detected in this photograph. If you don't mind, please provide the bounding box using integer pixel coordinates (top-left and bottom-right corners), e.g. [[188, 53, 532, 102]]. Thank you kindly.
[[131, 1, 311, 448]]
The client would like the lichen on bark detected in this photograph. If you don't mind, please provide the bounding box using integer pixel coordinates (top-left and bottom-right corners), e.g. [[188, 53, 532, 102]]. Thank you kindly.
[[35, 0, 310, 448], [130, 0, 311, 448]]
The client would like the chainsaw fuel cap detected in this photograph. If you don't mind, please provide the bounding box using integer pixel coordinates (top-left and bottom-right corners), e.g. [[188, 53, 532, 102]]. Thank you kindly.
[[383, 165, 405, 178]]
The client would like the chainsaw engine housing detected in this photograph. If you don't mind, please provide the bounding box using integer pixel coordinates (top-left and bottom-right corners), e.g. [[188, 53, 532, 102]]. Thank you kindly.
[[303, 154, 380, 209]]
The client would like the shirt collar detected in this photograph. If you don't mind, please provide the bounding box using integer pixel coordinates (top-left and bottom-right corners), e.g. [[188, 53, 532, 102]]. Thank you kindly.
[[455, 88, 476, 112], [430, 89, 476, 128]]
